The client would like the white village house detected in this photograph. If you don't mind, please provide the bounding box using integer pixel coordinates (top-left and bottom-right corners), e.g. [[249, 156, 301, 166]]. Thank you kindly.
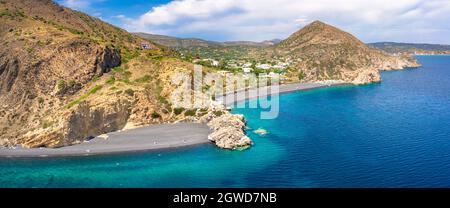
[[256, 64, 272, 70], [242, 67, 253, 73]]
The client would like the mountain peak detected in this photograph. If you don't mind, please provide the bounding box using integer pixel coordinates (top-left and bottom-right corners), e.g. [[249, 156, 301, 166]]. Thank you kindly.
[[302, 20, 345, 35], [308, 20, 327, 26], [277, 20, 364, 50], [274, 19, 416, 83]]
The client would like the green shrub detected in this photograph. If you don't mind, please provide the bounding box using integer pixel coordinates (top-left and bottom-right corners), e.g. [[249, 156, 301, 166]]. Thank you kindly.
[[298, 71, 306, 80], [68, 80, 77, 88], [124, 88, 134, 96], [134, 75, 151, 83], [92, 75, 100, 82], [202, 85, 211, 92], [115, 70, 132, 84], [151, 111, 161, 119], [105, 76, 116, 85], [119, 77, 131, 84], [157, 95, 168, 104], [89, 85, 103, 94], [173, 107, 185, 115], [65, 85, 103, 109], [57, 80, 66, 90], [184, 109, 197, 117], [121, 49, 140, 63], [213, 111, 223, 117], [42, 121, 51, 129], [37, 40, 46, 47], [198, 111, 208, 117], [112, 67, 124, 73], [26, 47, 33, 54]]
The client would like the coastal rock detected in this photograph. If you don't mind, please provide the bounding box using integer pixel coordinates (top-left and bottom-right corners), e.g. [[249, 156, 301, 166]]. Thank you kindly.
[[376, 55, 421, 70], [206, 113, 253, 150], [208, 126, 252, 150], [350, 68, 382, 85], [254, 128, 268, 136]]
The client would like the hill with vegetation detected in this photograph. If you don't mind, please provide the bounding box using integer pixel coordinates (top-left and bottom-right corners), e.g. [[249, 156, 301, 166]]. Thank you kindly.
[[0, 0, 243, 149], [274, 21, 420, 84], [369, 42, 450, 55]]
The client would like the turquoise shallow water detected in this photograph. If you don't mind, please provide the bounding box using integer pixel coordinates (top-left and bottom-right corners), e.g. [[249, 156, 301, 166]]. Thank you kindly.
[[1, 55, 450, 188]]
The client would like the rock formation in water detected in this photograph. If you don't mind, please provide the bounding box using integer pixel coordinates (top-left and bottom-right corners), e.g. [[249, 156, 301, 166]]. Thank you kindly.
[[206, 113, 253, 150]]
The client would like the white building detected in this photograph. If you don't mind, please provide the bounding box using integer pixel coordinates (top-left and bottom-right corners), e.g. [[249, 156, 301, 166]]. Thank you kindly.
[[242, 67, 253, 73], [256, 64, 271, 70], [242, 63, 252, 68], [273, 63, 288, 70]]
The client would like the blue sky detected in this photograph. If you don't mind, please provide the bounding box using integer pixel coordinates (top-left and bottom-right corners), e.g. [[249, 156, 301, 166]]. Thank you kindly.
[[56, 0, 450, 44], [55, 0, 171, 25]]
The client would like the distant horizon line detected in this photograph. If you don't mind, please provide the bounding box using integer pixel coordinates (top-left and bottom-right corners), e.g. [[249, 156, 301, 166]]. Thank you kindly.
[[133, 32, 450, 46]]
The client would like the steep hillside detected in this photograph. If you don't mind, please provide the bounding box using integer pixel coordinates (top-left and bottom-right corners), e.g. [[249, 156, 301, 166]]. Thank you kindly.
[[276, 21, 420, 84], [0, 0, 156, 147], [0, 0, 231, 148]]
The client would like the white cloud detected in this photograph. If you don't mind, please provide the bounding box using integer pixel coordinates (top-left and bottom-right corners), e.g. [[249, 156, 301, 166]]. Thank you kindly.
[[120, 0, 450, 43], [138, 0, 239, 25], [57, 0, 105, 10]]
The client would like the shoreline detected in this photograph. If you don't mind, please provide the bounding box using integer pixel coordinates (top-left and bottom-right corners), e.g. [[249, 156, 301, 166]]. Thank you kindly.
[[0, 82, 346, 158], [0, 123, 212, 158], [217, 82, 348, 107]]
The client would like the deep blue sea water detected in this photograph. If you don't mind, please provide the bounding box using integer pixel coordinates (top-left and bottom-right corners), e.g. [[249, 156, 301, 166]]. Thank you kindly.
[[1, 55, 450, 188]]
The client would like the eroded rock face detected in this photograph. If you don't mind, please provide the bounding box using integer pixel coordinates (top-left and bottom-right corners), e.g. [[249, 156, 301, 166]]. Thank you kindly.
[[64, 99, 131, 144], [206, 113, 253, 150], [19, 98, 131, 148], [351, 69, 382, 85]]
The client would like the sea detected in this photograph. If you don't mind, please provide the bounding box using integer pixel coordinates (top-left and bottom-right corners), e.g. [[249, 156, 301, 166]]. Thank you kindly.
[[1, 55, 449, 188]]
